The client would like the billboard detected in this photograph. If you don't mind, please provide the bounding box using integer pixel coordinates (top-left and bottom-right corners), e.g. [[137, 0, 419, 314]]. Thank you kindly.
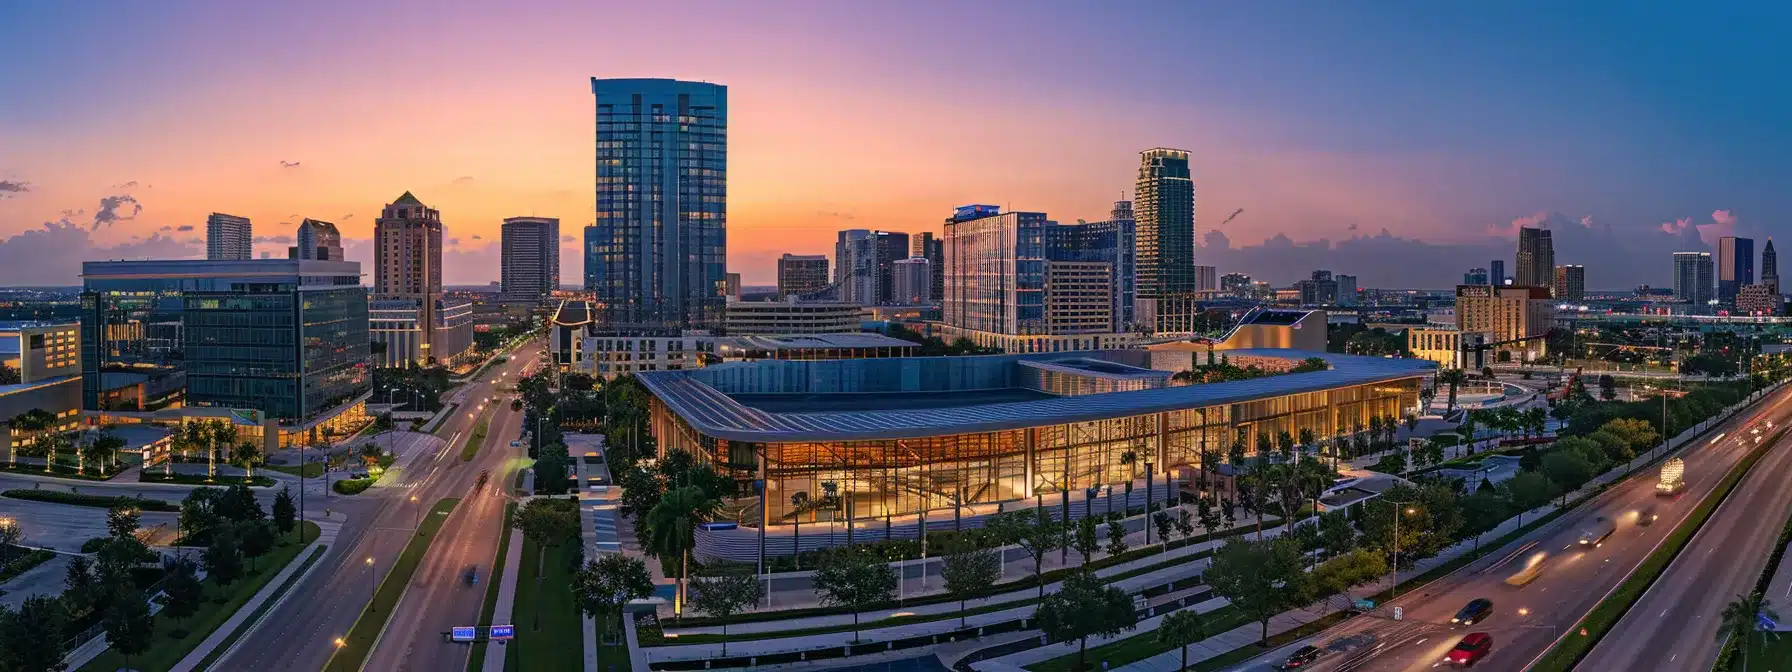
[[953, 204, 1000, 221]]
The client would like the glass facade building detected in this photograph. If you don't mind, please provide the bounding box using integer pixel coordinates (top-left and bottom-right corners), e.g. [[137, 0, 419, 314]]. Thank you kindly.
[[1135, 149, 1196, 299], [587, 78, 728, 329], [942, 209, 1048, 335], [81, 259, 371, 446]]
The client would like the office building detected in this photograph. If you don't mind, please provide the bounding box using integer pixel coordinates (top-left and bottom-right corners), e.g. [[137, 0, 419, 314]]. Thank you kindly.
[[1456, 285, 1552, 361], [1044, 261, 1114, 334], [892, 257, 933, 305], [1554, 265, 1586, 301], [1674, 252, 1715, 306], [372, 191, 471, 366], [0, 321, 82, 446], [1296, 270, 1339, 306], [1718, 236, 1755, 304], [726, 299, 864, 335], [1764, 239, 1780, 294], [942, 209, 1045, 336], [910, 232, 945, 304], [725, 273, 742, 302], [206, 213, 252, 261], [370, 297, 474, 368], [1464, 268, 1489, 285], [287, 219, 344, 261], [1515, 227, 1554, 291], [1135, 148, 1196, 300], [1737, 284, 1781, 316], [1407, 327, 1491, 369], [777, 254, 831, 299], [500, 217, 560, 302], [639, 347, 1429, 560], [1490, 260, 1506, 286], [1336, 274, 1358, 307], [1221, 273, 1251, 295], [835, 229, 911, 305], [1194, 265, 1219, 293], [80, 259, 370, 448], [1045, 204, 1136, 329], [587, 78, 728, 329]]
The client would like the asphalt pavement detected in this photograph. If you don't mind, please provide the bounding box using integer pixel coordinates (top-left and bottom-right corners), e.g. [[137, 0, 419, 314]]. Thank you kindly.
[[1228, 386, 1792, 672], [217, 341, 540, 672]]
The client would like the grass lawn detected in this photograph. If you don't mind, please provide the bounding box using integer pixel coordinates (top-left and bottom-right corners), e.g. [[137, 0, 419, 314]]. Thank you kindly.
[[467, 502, 516, 672], [264, 462, 324, 478], [1026, 606, 1247, 672], [1532, 429, 1785, 671], [2, 489, 178, 511], [461, 414, 490, 462], [1733, 633, 1792, 671], [326, 498, 461, 672], [194, 544, 327, 669], [505, 538, 583, 672], [0, 460, 129, 481], [79, 521, 321, 672], [140, 471, 275, 488]]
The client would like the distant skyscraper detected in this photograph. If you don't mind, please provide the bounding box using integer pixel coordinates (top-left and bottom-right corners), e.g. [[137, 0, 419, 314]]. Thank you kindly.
[[290, 219, 343, 261], [835, 230, 910, 305], [1220, 273, 1251, 295], [777, 254, 830, 299], [1674, 252, 1715, 306], [1763, 239, 1779, 294], [372, 191, 472, 366], [1490, 260, 1506, 286], [1718, 236, 1755, 304], [374, 192, 443, 296], [1194, 265, 1219, 293], [1554, 264, 1585, 301], [1046, 205, 1135, 329], [587, 78, 728, 329], [892, 257, 933, 305], [1515, 227, 1555, 291], [911, 232, 945, 305], [206, 213, 252, 260], [501, 216, 560, 301], [1336, 274, 1358, 307], [1135, 148, 1196, 299], [1464, 267, 1489, 285]]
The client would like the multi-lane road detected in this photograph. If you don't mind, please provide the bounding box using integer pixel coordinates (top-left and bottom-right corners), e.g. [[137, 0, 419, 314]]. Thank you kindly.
[[1236, 386, 1792, 672], [218, 341, 540, 672]]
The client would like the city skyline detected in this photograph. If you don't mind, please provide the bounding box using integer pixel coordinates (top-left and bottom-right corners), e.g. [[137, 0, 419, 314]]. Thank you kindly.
[[2, 2, 1789, 288]]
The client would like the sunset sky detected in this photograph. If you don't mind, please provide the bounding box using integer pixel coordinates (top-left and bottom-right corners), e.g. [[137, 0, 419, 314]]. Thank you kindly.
[[2, 1, 1788, 288]]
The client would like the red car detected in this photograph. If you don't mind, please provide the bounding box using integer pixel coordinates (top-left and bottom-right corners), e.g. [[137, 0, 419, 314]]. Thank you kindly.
[[1444, 633, 1492, 666]]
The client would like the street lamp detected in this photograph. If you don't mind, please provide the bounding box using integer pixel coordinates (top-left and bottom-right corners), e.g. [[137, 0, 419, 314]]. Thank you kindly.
[[1389, 501, 1415, 598], [365, 556, 376, 610], [334, 637, 345, 649], [411, 495, 421, 533]]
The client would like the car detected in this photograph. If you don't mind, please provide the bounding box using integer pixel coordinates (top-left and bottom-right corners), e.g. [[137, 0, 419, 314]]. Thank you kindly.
[[510, 440, 523, 448], [464, 566, 479, 585], [1505, 553, 1547, 586], [1452, 598, 1493, 625], [1275, 645, 1323, 670], [1637, 507, 1659, 526], [476, 470, 489, 487], [1443, 633, 1492, 666]]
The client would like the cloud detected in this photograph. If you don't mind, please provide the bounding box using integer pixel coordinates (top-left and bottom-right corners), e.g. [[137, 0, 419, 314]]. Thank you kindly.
[[561, 235, 575, 242], [183, 237, 202, 244], [341, 213, 354, 220], [159, 225, 173, 232], [1656, 210, 1735, 247], [449, 176, 475, 187], [176, 224, 194, 232], [816, 210, 857, 221], [92, 193, 142, 230], [253, 235, 295, 244], [0, 217, 199, 285], [279, 160, 302, 168], [0, 180, 29, 197], [470, 234, 482, 240], [447, 237, 462, 246]]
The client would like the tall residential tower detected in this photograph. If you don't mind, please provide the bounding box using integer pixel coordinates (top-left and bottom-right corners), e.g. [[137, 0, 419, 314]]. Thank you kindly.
[[1134, 148, 1196, 300], [502, 217, 561, 302], [206, 213, 252, 260], [1515, 227, 1555, 291]]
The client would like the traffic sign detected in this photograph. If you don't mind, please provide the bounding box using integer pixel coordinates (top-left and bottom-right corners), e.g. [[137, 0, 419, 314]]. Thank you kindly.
[[452, 626, 477, 642], [1759, 612, 1778, 631], [491, 624, 516, 640]]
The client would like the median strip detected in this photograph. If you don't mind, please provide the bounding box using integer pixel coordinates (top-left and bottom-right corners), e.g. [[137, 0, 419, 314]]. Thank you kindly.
[[325, 497, 461, 672], [1531, 427, 1790, 671], [461, 414, 490, 462]]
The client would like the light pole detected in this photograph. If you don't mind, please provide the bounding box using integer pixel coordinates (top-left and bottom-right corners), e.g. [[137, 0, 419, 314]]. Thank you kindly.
[[365, 556, 377, 610], [411, 495, 421, 533], [1389, 501, 1414, 599]]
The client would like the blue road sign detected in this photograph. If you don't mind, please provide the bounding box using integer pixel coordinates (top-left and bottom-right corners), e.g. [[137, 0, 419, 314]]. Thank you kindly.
[[490, 624, 516, 640], [452, 626, 477, 642], [1759, 613, 1778, 631]]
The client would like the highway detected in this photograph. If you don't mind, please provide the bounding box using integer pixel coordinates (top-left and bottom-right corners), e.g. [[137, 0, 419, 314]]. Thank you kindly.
[[1575, 413, 1792, 669], [1231, 386, 1792, 672], [218, 341, 540, 672]]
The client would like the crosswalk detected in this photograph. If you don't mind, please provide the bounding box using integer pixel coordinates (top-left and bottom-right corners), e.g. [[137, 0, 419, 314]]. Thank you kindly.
[[589, 503, 621, 554]]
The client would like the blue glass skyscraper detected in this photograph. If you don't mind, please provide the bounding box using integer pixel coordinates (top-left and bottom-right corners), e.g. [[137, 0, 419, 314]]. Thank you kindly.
[[586, 78, 728, 330]]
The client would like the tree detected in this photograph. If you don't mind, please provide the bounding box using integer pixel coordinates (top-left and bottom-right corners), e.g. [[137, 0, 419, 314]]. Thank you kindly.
[[102, 588, 154, 670], [1600, 418, 1660, 454], [1310, 549, 1388, 609], [1034, 571, 1138, 671], [179, 487, 223, 545], [1460, 487, 1512, 536], [8, 408, 56, 468], [217, 483, 264, 523], [1542, 448, 1595, 494], [238, 520, 276, 571], [940, 544, 1002, 627], [203, 526, 243, 588], [1317, 510, 1357, 559], [160, 555, 204, 637], [0, 363, 19, 386], [988, 511, 1063, 598], [272, 486, 297, 537], [812, 549, 897, 641], [689, 572, 761, 655], [62, 555, 100, 615], [1204, 536, 1309, 645], [1720, 592, 1778, 672], [1599, 374, 1618, 401], [1505, 471, 1560, 521], [233, 440, 263, 479], [0, 595, 68, 672], [106, 505, 142, 540], [642, 486, 718, 605], [1157, 609, 1206, 672], [571, 554, 654, 654], [1152, 511, 1175, 551], [1436, 369, 1468, 413], [1072, 515, 1100, 567]]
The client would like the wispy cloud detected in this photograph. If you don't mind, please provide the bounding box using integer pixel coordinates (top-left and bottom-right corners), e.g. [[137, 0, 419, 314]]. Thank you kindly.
[[0, 180, 29, 197], [279, 160, 302, 168]]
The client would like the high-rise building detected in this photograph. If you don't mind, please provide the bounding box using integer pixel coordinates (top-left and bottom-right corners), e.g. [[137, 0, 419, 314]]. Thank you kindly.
[[1044, 261, 1113, 334], [1194, 265, 1219, 293], [892, 257, 933, 305], [835, 229, 910, 305], [500, 217, 561, 302], [1135, 148, 1196, 299], [1737, 284, 1781, 316], [290, 219, 344, 261], [1045, 204, 1135, 329], [1515, 227, 1555, 290], [1456, 285, 1553, 361], [942, 209, 1046, 335], [206, 213, 252, 261], [1336, 274, 1358, 307], [1673, 252, 1715, 306], [910, 232, 945, 305], [724, 273, 742, 302], [1220, 273, 1251, 295], [1718, 236, 1755, 304], [776, 254, 830, 299], [1464, 268, 1489, 285], [1763, 239, 1780, 294], [1490, 260, 1506, 286], [1553, 265, 1586, 301], [374, 192, 443, 296], [586, 78, 728, 329], [373, 192, 471, 366]]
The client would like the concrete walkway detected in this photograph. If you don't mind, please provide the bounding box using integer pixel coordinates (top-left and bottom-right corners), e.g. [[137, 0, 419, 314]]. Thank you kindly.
[[169, 517, 343, 671], [481, 523, 526, 671]]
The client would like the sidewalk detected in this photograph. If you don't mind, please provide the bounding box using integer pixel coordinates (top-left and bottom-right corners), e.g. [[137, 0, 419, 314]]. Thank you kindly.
[[482, 523, 526, 671]]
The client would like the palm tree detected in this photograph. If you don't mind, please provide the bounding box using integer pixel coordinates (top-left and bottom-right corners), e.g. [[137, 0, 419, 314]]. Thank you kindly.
[[8, 408, 55, 470], [42, 431, 69, 474], [206, 419, 237, 480], [233, 441, 262, 480], [645, 486, 720, 619], [1720, 592, 1778, 672], [176, 420, 207, 475], [1436, 368, 1469, 414], [1367, 416, 1385, 454]]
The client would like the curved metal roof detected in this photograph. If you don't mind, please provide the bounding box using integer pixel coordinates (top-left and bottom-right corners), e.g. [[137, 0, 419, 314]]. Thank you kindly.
[[639, 349, 1434, 443]]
